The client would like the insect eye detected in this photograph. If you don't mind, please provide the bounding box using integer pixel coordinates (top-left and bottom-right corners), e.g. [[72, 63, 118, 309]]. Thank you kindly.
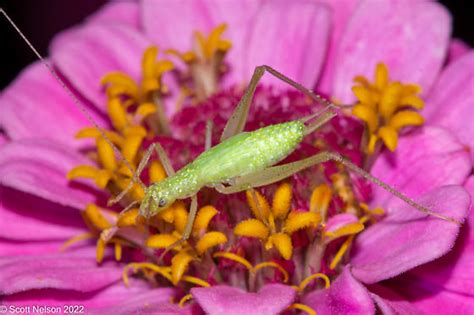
[[158, 198, 167, 207]]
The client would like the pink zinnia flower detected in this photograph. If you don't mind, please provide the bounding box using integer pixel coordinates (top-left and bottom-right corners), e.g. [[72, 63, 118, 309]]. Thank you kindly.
[[1, 1, 473, 314]]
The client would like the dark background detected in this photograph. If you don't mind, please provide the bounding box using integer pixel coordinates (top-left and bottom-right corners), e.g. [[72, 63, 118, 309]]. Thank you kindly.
[[1, 0, 473, 89]]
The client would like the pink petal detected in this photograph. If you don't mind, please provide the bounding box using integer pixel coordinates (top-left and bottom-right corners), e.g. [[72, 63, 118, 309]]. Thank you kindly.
[[351, 185, 471, 284], [0, 248, 122, 294], [446, 38, 471, 64], [4, 279, 185, 315], [383, 176, 474, 314], [87, 0, 140, 29], [0, 62, 107, 149], [0, 186, 84, 241], [50, 23, 151, 110], [368, 285, 420, 315], [0, 139, 101, 209], [332, 1, 451, 103], [0, 240, 74, 257], [243, 1, 331, 88], [142, 0, 215, 53], [205, 0, 264, 86], [325, 213, 359, 233], [316, 0, 361, 95], [191, 284, 296, 315], [371, 127, 471, 209], [303, 267, 375, 314], [0, 134, 7, 146], [424, 52, 474, 162]]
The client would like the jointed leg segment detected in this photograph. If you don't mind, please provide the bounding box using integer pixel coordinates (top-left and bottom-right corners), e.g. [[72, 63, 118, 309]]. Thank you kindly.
[[220, 65, 339, 142], [161, 194, 198, 258], [216, 151, 459, 224], [107, 143, 175, 206]]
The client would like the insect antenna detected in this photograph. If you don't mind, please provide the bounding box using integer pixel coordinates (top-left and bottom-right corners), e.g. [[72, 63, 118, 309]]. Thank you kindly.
[[1, 7, 139, 186]]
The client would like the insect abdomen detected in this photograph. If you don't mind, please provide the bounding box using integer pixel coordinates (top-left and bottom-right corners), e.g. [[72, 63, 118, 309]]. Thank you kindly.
[[193, 121, 305, 184]]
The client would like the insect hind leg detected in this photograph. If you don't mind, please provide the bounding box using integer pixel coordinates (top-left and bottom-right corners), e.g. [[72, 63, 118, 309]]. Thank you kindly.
[[220, 65, 340, 142], [215, 152, 459, 224]]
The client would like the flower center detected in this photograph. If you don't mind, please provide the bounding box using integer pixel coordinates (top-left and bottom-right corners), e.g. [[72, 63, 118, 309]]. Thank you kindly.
[[64, 24, 425, 312]]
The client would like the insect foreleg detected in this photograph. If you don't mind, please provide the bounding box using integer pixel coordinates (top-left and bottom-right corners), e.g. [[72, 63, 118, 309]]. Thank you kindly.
[[107, 142, 175, 206], [221, 65, 340, 142], [160, 194, 198, 259], [216, 151, 459, 224]]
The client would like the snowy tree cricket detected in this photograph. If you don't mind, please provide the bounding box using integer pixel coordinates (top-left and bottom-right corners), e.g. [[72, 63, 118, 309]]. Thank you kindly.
[[1, 7, 460, 254]]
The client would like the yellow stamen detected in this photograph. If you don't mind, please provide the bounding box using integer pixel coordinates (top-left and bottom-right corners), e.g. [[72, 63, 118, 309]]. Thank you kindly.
[[378, 126, 398, 152], [360, 203, 385, 216], [149, 160, 167, 183], [122, 262, 172, 287], [121, 134, 145, 163], [96, 237, 106, 263], [165, 49, 196, 64], [351, 86, 374, 107], [352, 104, 378, 133], [178, 294, 194, 308], [142, 46, 159, 79], [353, 75, 370, 87], [146, 233, 180, 249], [283, 211, 321, 234], [287, 303, 317, 315], [182, 276, 211, 288], [114, 241, 122, 261], [84, 204, 112, 230], [193, 205, 219, 233], [171, 251, 195, 285], [154, 60, 174, 77], [272, 183, 292, 220], [379, 82, 403, 119], [298, 273, 331, 292], [101, 72, 139, 99], [375, 63, 389, 90], [157, 204, 175, 223], [67, 165, 112, 189], [135, 102, 157, 120], [253, 261, 289, 283], [96, 137, 117, 171], [389, 110, 424, 131], [309, 184, 332, 221], [213, 252, 253, 271], [140, 46, 174, 95], [234, 219, 270, 239], [266, 233, 292, 260], [324, 222, 364, 239], [246, 190, 271, 221], [115, 177, 144, 201], [123, 125, 148, 138], [195, 231, 227, 255], [329, 235, 355, 270], [352, 63, 425, 154], [173, 201, 189, 234], [75, 127, 124, 146], [117, 208, 139, 227], [367, 134, 379, 154], [107, 97, 128, 131], [60, 232, 95, 251]]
